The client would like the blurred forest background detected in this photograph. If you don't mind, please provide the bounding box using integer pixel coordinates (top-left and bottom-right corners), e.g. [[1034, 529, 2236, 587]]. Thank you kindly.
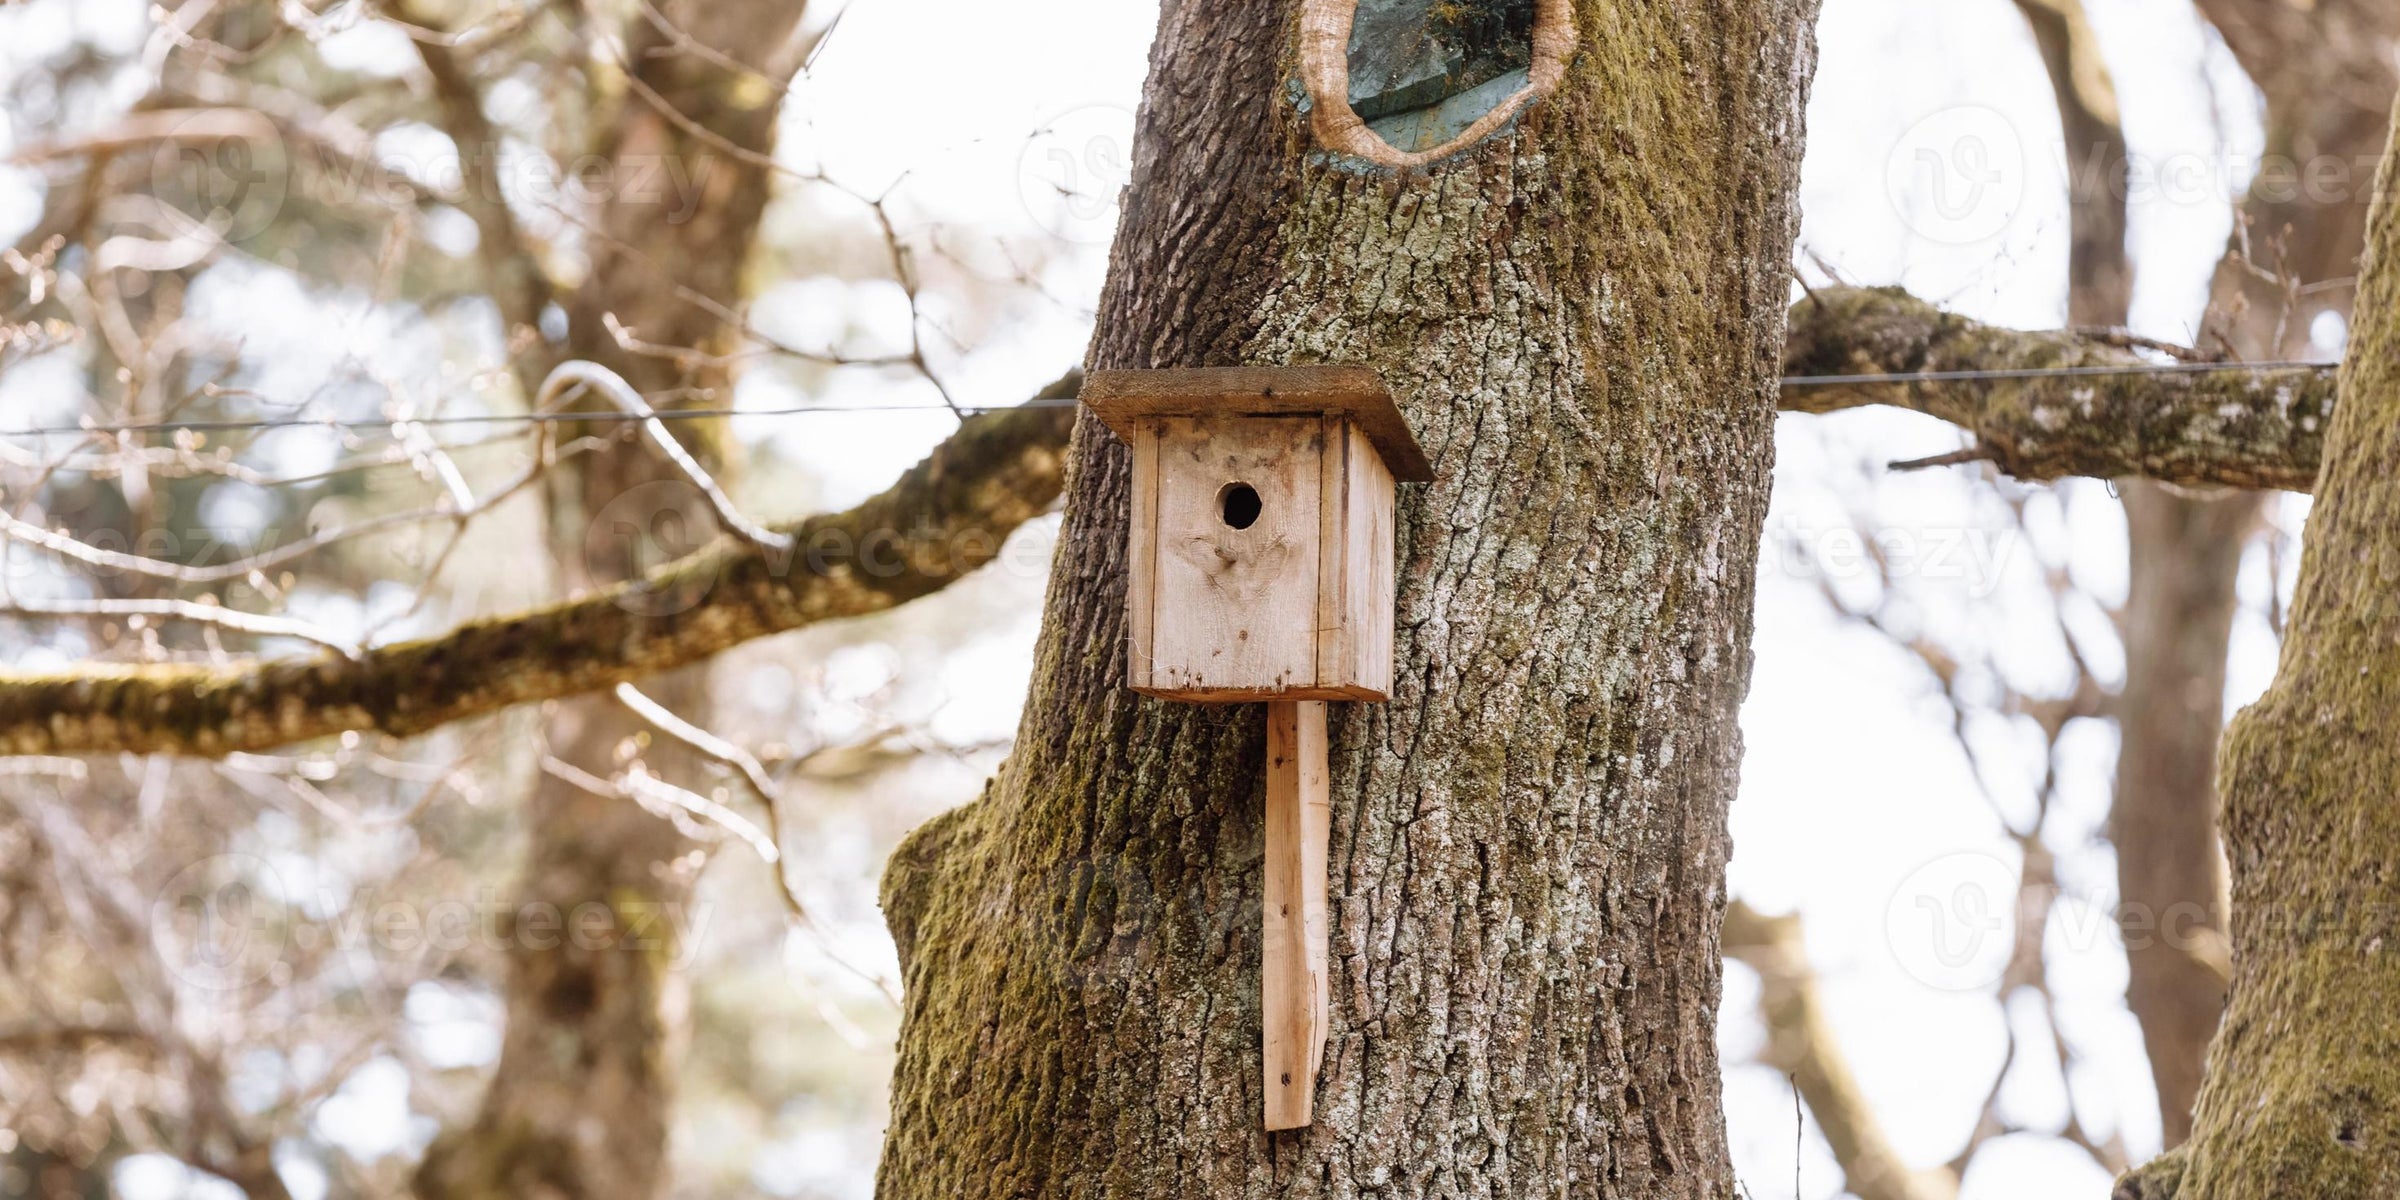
[[0, 0, 2384, 1197]]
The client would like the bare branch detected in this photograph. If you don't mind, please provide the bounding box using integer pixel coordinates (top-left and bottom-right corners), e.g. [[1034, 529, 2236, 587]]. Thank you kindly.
[[391, 2, 553, 341], [536, 753, 778, 863], [1, 597, 361, 657], [610, 680, 905, 1003], [613, 680, 781, 805], [1724, 902, 1959, 1200], [0, 375, 1078, 758], [0, 421, 603, 591]]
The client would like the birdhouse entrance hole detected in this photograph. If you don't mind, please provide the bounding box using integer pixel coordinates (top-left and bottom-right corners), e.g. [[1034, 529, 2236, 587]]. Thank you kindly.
[[1218, 482, 1263, 529]]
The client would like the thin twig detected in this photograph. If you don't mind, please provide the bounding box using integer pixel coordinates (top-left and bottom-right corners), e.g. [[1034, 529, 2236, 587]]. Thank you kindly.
[[534, 360, 793, 556], [0, 597, 360, 657]]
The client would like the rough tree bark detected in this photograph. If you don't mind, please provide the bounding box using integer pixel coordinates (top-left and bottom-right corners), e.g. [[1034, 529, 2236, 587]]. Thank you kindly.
[[873, 0, 1819, 1195], [2128, 93, 2400, 1200]]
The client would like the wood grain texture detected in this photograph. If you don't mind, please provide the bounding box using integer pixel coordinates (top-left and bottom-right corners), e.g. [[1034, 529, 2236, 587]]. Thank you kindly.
[[1337, 422, 1395, 696], [1126, 424, 1163, 691], [1262, 699, 1331, 1130], [1316, 417, 1349, 700], [1147, 416, 1325, 696]]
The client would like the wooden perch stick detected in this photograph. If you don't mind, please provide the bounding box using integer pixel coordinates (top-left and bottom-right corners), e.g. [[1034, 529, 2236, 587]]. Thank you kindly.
[[1262, 699, 1331, 1130]]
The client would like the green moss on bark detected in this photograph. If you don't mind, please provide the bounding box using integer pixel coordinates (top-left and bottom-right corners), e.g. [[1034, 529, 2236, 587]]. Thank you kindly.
[[2174, 93, 2400, 1200]]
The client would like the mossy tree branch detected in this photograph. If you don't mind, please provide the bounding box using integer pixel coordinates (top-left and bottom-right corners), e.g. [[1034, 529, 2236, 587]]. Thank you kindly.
[[0, 387, 1074, 759], [1785, 286, 2334, 491]]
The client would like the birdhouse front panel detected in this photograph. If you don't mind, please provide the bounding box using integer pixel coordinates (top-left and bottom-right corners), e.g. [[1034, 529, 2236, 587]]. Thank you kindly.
[[1141, 415, 1323, 696], [1124, 414, 1394, 702]]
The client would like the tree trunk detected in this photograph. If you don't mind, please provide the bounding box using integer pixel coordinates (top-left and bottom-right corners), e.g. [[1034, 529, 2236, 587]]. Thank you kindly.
[[414, 5, 810, 1196], [2164, 93, 2400, 1199], [2113, 485, 2246, 1149], [874, 1, 1820, 1195]]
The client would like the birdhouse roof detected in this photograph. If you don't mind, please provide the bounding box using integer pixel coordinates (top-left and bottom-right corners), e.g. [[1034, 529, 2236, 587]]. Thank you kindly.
[[1080, 366, 1435, 483]]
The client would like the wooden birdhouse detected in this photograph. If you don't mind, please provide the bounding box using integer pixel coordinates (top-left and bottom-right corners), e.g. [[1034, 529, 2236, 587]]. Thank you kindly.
[[1083, 366, 1433, 702], [1082, 366, 1432, 1133]]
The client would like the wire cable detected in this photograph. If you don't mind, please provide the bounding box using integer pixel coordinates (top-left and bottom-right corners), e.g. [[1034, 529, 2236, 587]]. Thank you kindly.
[[0, 359, 2342, 440], [0, 398, 1084, 439], [1773, 359, 2336, 387]]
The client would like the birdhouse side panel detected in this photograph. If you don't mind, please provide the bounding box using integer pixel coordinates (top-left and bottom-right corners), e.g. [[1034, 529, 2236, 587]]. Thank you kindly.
[[1124, 424, 1163, 691], [1141, 416, 1325, 697], [1316, 420, 1396, 700]]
